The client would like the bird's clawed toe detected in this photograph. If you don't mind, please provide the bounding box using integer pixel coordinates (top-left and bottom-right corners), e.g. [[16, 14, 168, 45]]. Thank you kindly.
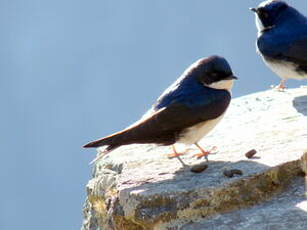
[[271, 80, 286, 91], [167, 145, 186, 159], [275, 85, 286, 91], [193, 151, 210, 159], [193, 145, 217, 161], [167, 152, 185, 159]]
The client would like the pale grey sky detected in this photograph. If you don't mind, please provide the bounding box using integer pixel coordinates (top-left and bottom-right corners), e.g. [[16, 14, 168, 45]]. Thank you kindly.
[[1, 1, 306, 229]]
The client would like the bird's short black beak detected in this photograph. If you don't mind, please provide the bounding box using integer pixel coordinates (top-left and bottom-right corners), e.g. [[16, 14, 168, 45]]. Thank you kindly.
[[250, 7, 258, 13], [228, 75, 238, 80]]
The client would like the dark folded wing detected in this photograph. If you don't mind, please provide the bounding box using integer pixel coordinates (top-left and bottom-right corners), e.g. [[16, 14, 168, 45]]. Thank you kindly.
[[109, 89, 231, 146], [285, 38, 307, 73], [259, 35, 307, 73], [83, 88, 231, 150]]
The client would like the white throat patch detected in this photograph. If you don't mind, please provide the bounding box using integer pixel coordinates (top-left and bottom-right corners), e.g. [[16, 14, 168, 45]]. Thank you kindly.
[[206, 79, 234, 91]]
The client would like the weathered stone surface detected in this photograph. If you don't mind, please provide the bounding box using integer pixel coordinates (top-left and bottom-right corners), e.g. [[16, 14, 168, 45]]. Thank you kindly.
[[81, 88, 307, 230], [301, 151, 307, 198], [181, 178, 307, 230]]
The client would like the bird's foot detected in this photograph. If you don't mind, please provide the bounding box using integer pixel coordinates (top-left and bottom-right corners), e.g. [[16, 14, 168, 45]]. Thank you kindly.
[[271, 84, 286, 91], [167, 145, 189, 168], [167, 145, 186, 159], [271, 80, 286, 91], [193, 146, 217, 161], [167, 152, 185, 159], [193, 152, 210, 160], [276, 85, 286, 91]]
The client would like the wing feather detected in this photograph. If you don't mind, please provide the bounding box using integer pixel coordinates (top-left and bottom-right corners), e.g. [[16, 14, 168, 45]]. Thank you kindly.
[[84, 88, 231, 149]]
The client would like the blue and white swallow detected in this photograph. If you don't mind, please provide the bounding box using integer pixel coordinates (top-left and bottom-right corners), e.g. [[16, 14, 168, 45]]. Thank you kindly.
[[251, 0, 307, 90], [84, 56, 237, 165]]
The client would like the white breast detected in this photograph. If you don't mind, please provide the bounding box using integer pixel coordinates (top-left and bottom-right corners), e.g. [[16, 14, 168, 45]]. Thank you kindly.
[[263, 58, 307, 80], [178, 113, 225, 145]]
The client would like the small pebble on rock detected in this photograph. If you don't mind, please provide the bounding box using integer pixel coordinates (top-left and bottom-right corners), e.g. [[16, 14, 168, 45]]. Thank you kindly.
[[297, 170, 306, 177], [245, 149, 257, 159], [191, 163, 208, 173], [223, 169, 243, 178]]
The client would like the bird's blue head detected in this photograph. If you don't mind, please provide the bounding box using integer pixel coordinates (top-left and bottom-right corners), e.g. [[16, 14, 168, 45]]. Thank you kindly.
[[155, 56, 237, 110], [185, 56, 237, 90], [250, 0, 294, 31], [154, 56, 238, 109]]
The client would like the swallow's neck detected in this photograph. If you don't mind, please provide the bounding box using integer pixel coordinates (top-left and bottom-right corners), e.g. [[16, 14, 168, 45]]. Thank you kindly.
[[206, 79, 234, 92]]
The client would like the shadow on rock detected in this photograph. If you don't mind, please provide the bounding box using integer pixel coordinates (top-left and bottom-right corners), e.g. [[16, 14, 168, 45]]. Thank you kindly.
[[108, 158, 302, 230], [293, 95, 307, 116], [181, 177, 307, 230]]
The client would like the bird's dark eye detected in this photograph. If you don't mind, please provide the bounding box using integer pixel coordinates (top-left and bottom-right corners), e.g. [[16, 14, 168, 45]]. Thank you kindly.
[[261, 10, 269, 19], [257, 7, 269, 19]]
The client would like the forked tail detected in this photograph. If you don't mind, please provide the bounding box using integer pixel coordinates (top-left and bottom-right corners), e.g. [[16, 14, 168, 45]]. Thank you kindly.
[[83, 137, 116, 150], [83, 129, 130, 152], [84, 134, 123, 165]]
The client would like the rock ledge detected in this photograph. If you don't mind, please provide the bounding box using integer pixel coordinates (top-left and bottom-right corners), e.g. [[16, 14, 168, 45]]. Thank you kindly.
[[81, 88, 307, 230]]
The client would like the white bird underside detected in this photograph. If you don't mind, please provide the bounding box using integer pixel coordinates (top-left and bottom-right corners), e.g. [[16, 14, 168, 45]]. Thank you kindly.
[[178, 113, 225, 145], [263, 57, 307, 80], [175, 79, 233, 145]]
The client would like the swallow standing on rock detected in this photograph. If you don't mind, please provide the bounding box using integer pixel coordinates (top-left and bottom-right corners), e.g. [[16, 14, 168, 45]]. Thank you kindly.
[[84, 56, 237, 165], [251, 0, 307, 90]]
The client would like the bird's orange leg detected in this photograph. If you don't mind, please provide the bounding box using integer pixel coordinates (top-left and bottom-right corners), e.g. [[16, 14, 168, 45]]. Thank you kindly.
[[193, 143, 217, 161], [167, 145, 188, 167], [273, 79, 286, 91], [167, 145, 185, 159]]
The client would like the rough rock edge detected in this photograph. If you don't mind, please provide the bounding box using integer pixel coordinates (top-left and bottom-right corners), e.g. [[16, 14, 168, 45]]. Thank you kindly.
[[82, 156, 304, 230], [81, 86, 307, 230], [301, 151, 307, 197]]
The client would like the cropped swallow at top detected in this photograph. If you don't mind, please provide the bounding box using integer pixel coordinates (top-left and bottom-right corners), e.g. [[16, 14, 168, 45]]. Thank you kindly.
[[84, 56, 237, 165], [251, 0, 307, 90]]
